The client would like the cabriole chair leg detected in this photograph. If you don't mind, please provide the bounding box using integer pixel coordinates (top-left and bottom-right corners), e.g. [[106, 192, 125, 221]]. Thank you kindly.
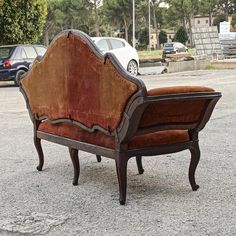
[[69, 148, 80, 186], [34, 136, 44, 171], [189, 143, 200, 191], [136, 155, 144, 174], [115, 156, 128, 205]]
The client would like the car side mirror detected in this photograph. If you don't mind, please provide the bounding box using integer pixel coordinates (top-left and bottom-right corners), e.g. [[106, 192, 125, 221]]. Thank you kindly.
[[99, 48, 107, 54]]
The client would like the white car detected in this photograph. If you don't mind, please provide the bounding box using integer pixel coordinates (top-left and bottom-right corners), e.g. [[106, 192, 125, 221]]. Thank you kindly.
[[92, 37, 139, 76]]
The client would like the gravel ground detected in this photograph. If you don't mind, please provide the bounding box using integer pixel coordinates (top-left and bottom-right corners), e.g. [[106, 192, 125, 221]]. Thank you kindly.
[[0, 70, 235, 236]]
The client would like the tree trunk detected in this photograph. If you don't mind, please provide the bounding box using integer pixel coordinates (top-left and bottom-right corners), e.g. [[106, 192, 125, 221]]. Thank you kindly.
[[180, 0, 186, 30], [188, 17, 193, 47], [209, 12, 212, 26], [44, 28, 49, 47], [94, 0, 100, 36], [123, 16, 128, 42], [152, 3, 159, 49]]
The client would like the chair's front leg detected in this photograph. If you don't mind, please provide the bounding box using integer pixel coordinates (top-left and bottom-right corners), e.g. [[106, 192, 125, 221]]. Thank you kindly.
[[69, 148, 80, 186], [33, 120, 44, 171], [34, 136, 44, 171], [189, 142, 200, 191], [115, 154, 129, 205]]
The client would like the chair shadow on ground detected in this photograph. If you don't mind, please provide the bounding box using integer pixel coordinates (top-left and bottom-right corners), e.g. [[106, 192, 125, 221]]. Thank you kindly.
[[39, 155, 192, 200]]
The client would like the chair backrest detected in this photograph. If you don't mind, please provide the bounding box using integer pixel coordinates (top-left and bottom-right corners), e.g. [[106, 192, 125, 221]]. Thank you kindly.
[[20, 30, 145, 133]]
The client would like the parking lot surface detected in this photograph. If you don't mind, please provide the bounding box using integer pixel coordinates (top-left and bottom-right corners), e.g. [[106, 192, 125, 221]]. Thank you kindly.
[[0, 70, 235, 235]]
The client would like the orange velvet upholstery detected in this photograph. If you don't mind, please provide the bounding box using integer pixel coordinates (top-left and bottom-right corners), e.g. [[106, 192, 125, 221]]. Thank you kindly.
[[147, 86, 214, 96], [38, 121, 189, 150], [21, 33, 138, 132], [139, 86, 215, 128]]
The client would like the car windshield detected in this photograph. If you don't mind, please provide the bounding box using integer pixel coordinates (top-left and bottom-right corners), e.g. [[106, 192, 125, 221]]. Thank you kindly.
[[164, 43, 174, 48], [0, 47, 14, 59]]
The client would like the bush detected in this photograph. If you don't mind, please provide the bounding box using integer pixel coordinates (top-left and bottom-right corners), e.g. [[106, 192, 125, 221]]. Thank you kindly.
[[173, 26, 188, 44], [0, 0, 47, 45], [159, 30, 167, 45]]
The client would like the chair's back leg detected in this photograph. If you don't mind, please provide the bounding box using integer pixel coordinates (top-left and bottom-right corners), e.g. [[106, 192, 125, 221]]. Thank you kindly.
[[96, 155, 102, 162], [69, 148, 80, 186], [189, 142, 200, 191], [136, 155, 144, 174]]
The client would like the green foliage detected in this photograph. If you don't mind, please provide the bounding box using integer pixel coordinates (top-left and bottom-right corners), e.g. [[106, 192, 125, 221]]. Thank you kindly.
[[0, 0, 47, 45], [213, 14, 227, 31], [43, 0, 91, 45], [198, 0, 219, 15], [166, 0, 199, 27], [137, 28, 149, 50], [103, 0, 132, 41], [231, 13, 236, 28], [173, 26, 188, 44], [159, 30, 167, 45], [1, 0, 235, 49], [219, 0, 236, 16]]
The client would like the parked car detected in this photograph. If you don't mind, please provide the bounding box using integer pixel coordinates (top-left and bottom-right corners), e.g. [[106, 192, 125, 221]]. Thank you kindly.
[[92, 37, 139, 76], [0, 44, 47, 85], [162, 42, 188, 58]]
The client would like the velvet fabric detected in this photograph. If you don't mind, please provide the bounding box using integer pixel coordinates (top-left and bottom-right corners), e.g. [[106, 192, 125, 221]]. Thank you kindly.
[[147, 86, 214, 96], [21, 33, 138, 132], [38, 121, 189, 150], [140, 86, 215, 128]]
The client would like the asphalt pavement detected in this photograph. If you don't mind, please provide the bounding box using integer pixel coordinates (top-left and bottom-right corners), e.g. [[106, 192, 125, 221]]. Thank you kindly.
[[0, 70, 235, 235]]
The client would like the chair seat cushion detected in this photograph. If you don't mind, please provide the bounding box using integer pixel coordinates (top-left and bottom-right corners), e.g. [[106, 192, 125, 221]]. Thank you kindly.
[[38, 121, 189, 150], [138, 86, 215, 129]]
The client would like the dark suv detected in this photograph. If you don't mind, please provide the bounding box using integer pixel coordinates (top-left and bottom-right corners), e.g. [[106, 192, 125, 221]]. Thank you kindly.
[[0, 44, 47, 85]]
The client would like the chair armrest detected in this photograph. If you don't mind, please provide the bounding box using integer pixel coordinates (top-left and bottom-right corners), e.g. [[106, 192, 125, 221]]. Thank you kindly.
[[147, 86, 215, 96], [138, 86, 219, 132]]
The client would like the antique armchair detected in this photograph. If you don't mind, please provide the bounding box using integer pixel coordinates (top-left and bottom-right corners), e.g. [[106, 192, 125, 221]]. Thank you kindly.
[[20, 30, 221, 205]]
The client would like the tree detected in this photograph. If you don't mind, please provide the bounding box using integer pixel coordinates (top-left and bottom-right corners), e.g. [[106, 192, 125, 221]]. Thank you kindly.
[[137, 28, 149, 49], [219, 0, 236, 19], [173, 26, 188, 44], [159, 30, 167, 45], [150, 0, 165, 48], [0, 0, 47, 45], [43, 0, 91, 45], [213, 14, 227, 31], [199, 0, 219, 26], [88, 0, 103, 36], [167, 0, 199, 46], [103, 0, 137, 42]]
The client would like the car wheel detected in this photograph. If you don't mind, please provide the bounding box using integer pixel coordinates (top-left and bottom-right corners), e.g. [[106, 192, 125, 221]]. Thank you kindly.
[[127, 60, 138, 76], [14, 70, 26, 86]]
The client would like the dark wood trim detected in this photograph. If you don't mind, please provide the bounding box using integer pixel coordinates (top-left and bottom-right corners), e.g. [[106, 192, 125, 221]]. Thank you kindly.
[[37, 131, 117, 159], [126, 141, 195, 157]]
